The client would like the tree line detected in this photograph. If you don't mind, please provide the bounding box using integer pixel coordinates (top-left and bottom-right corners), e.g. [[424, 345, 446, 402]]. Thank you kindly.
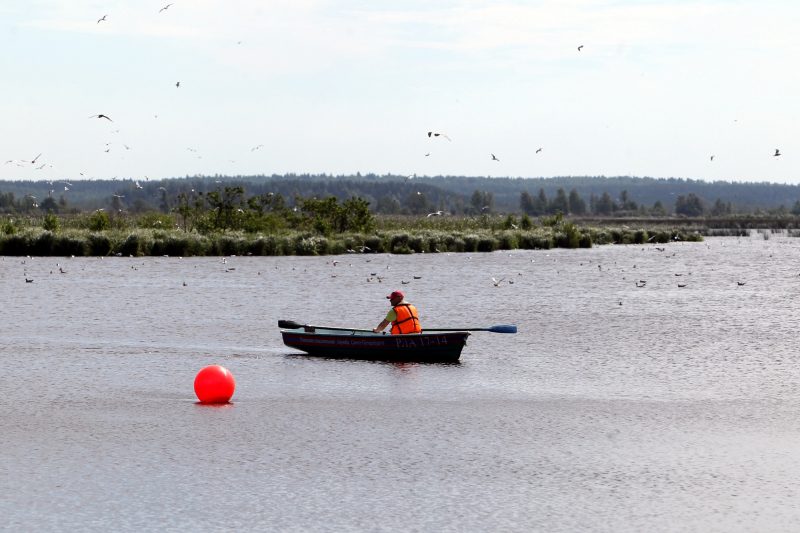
[[2, 174, 800, 217]]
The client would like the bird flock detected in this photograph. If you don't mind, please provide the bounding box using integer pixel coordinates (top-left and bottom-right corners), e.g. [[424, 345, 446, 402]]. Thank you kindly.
[[3, 10, 789, 210], [4, 2, 275, 200]]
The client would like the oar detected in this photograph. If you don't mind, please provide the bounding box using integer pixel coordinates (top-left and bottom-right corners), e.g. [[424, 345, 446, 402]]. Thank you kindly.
[[278, 320, 375, 334], [424, 325, 517, 334], [279, 320, 517, 334]]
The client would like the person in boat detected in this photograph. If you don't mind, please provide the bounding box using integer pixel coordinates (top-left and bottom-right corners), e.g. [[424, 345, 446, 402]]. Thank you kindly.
[[373, 290, 422, 334]]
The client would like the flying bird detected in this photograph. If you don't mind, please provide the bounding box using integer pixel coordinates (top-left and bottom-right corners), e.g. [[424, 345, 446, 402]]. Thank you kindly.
[[89, 114, 113, 121], [31, 153, 42, 164], [491, 277, 505, 287], [97, 15, 107, 23], [710, 155, 715, 161], [491, 154, 500, 161], [427, 131, 451, 141], [577, 45, 584, 51], [426, 211, 443, 217], [774, 149, 782, 157], [159, 4, 173, 13], [535, 147, 543, 154], [175, 81, 180, 88]]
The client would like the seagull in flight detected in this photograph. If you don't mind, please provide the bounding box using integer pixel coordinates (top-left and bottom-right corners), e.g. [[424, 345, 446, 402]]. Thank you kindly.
[[31, 153, 42, 164], [491, 277, 505, 287], [710, 155, 715, 161], [159, 4, 173, 13], [175, 81, 180, 88], [491, 153, 500, 161], [774, 148, 782, 157], [426, 210, 443, 217], [89, 114, 113, 121], [535, 147, 543, 154], [427, 131, 451, 141], [97, 15, 107, 24], [577, 45, 584, 51]]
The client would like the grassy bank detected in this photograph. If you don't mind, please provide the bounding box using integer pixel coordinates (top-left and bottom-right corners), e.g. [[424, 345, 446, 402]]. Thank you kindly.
[[0, 224, 703, 257]]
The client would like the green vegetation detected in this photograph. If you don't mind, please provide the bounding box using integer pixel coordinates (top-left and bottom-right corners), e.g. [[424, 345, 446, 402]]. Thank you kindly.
[[18, 177, 800, 256], [0, 194, 705, 256]]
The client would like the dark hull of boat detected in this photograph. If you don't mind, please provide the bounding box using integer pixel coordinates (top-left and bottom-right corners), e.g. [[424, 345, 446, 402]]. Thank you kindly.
[[281, 331, 469, 363]]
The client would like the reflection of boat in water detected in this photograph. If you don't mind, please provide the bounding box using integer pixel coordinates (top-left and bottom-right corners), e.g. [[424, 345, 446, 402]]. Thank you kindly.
[[279, 324, 469, 363]]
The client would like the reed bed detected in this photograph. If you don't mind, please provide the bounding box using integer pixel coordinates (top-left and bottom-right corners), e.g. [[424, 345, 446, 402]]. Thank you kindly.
[[0, 225, 703, 257]]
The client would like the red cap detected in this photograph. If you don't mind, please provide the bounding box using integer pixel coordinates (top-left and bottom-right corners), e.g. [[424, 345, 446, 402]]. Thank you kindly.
[[386, 290, 404, 300]]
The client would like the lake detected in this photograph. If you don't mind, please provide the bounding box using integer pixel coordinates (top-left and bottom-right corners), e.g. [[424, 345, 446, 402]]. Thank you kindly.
[[2, 233, 800, 532]]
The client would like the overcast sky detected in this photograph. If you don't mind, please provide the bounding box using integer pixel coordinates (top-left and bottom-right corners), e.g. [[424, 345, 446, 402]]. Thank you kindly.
[[2, 0, 799, 184]]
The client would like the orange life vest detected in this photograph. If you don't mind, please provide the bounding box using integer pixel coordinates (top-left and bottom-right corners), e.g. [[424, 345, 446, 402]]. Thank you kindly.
[[391, 303, 421, 335]]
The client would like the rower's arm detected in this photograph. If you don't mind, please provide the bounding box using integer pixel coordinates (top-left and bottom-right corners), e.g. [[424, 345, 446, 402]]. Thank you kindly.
[[373, 319, 390, 333]]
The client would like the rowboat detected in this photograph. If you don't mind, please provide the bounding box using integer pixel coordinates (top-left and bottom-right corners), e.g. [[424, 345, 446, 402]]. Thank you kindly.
[[279, 323, 469, 363]]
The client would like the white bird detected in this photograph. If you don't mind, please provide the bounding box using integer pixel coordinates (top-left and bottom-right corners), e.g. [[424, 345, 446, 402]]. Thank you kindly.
[[492, 277, 505, 287], [426, 210, 443, 217], [134, 181, 143, 189]]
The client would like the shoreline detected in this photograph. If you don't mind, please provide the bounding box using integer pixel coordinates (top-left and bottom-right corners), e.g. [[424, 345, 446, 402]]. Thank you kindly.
[[0, 225, 707, 257]]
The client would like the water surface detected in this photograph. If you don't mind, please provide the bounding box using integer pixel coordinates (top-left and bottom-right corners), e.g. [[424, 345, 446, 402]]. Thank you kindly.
[[2, 234, 800, 531]]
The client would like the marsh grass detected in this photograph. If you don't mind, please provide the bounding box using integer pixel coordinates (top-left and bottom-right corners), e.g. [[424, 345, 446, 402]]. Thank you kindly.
[[0, 214, 704, 257]]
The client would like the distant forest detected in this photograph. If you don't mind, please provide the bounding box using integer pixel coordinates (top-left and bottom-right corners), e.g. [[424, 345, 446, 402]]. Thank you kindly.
[[2, 173, 800, 217]]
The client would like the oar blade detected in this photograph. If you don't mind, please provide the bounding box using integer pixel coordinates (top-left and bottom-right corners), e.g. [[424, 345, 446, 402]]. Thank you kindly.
[[278, 319, 304, 329], [488, 324, 517, 334]]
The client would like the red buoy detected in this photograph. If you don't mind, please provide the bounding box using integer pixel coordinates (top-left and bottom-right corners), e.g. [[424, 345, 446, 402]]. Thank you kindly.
[[194, 365, 236, 404]]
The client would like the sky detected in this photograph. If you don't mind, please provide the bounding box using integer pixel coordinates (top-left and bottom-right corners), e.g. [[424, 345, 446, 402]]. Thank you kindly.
[[2, 0, 800, 185]]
